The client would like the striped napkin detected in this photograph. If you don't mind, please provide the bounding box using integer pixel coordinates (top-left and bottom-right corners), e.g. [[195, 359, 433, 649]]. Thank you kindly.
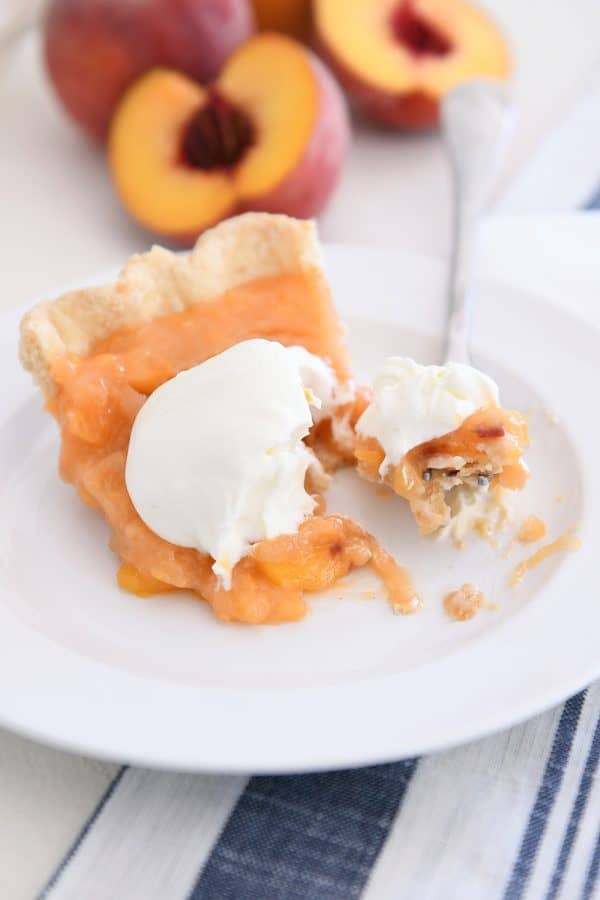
[[41, 685, 600, 900], [41, 199, 600, 900]]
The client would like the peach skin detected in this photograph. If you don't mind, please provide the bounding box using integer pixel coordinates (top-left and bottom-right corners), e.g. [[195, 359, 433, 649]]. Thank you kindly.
[[44, 0, 255, 140], [314, 0, 510, 129], [108, 34, 350, 243]]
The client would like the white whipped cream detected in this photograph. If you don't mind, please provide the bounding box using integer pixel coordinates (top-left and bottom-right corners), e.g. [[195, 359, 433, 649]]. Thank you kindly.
[[125, 339, 339, 588], [285, 345, 339, 422], [287, 346, 356, 450], [357, 357, 499, 473]]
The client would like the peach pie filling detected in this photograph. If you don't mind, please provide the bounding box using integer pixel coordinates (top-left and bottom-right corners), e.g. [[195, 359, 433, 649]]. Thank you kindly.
[[355, 407, 529, 535], [47, 271, 418, 624]]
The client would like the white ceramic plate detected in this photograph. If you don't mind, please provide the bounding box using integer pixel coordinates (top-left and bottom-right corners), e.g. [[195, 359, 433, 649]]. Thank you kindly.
[[0, 244, 595, 773]]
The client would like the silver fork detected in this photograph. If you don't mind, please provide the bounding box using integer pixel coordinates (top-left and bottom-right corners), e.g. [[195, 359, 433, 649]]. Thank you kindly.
[[442, 80, 515, 365]]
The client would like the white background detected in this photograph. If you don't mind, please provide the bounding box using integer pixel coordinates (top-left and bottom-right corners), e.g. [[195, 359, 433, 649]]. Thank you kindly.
[[2, 1, 600, 896]]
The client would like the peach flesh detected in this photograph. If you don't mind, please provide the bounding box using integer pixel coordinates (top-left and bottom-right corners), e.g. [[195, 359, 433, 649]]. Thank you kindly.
[[314, 41, 441, 130], [239, 54, 349, 220], [389, 1, 452, 56]]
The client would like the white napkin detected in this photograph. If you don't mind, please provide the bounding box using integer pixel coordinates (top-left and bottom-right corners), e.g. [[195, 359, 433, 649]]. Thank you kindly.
[[479, 211, 600, 327]]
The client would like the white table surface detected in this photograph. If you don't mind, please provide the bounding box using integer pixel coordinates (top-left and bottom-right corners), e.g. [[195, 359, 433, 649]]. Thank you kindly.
[[2, 3, 600, 896]]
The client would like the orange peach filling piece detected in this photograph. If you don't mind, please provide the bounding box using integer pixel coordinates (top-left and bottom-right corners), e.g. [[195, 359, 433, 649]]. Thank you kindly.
[[119, 514, 419, 623], [253, 515, 420, 616], [47, 272, 414, 624], [356, 407, 528, 534]]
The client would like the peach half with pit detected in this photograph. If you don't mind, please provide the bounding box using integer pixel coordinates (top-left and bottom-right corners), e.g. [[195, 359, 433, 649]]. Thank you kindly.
[[314, 0, 510, 129], [108, 34, 350, 243]]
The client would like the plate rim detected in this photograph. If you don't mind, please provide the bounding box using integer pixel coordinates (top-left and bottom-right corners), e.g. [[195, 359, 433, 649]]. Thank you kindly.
[[1, 242, 597, 773]]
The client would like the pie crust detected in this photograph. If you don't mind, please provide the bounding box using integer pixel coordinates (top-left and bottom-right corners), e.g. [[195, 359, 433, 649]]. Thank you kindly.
[[19, 212, 417, 623], [20, 212, 322, 396]]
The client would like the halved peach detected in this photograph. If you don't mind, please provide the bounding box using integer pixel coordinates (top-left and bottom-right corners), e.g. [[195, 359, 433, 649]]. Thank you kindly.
[[314, 0, 510, 128], [108, 33, 349, 243]]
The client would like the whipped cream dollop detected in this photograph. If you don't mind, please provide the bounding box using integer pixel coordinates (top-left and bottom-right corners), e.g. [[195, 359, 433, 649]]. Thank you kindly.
[[285, 345, 339, 422], [357, 357, 499, 473], [125, 339, 340, 588]]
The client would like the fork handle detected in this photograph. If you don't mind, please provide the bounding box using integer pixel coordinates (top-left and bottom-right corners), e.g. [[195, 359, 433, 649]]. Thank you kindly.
[[442, 80, 515, 365]]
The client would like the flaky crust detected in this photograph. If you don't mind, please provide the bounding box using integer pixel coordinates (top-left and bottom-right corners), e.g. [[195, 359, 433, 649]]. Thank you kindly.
[[19, 213, 322, 397]]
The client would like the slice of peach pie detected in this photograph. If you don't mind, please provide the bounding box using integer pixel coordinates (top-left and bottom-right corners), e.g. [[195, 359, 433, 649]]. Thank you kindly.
[[354, 357, 528, 539], [19, 213, 418, 624]]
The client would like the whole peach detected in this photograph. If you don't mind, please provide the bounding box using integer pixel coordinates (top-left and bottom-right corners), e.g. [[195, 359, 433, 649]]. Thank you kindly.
[[44, 0, 255, 140]]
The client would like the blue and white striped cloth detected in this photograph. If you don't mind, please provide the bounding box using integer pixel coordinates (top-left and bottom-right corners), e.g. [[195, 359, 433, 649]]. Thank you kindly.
[[41, 192, 600, 900], [41, 684, 600, 900]]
